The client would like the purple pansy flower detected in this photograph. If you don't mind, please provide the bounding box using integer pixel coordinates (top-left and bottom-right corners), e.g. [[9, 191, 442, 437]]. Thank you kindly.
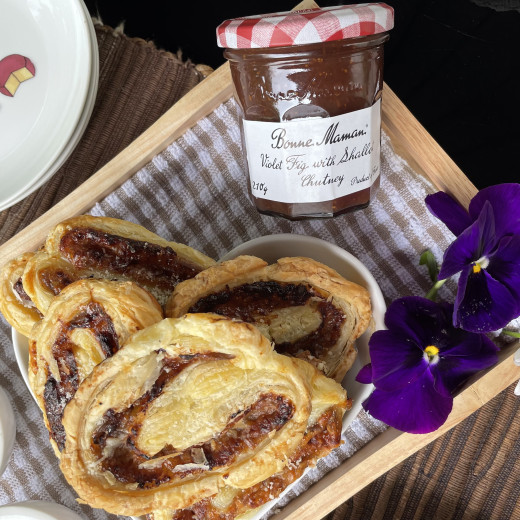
[[357, 297, 498, 434], [425, 184, 520, 332]]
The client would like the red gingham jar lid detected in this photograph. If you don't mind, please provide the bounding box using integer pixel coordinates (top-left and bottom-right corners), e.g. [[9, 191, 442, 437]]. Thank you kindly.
[[216, 3, 394, 49]]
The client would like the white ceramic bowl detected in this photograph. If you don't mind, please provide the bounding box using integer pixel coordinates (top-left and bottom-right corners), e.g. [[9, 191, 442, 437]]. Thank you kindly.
[[0, 501, 83, 520], [220, 233, 386, 432], [12, 330, 32, 402], [0, 387, 16, 477]]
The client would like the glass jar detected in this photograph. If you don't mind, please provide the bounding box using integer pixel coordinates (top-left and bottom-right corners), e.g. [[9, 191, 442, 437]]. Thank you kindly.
[[217, 4, 394, 220]]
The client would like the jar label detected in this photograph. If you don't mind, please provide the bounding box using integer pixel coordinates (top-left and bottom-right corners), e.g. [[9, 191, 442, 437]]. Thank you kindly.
[[242, 99, 381, 204]]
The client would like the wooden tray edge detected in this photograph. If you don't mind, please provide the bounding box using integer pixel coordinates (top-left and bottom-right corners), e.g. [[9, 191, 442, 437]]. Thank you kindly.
[[0, 13, 517, 519], [381, 84, 478, 207]]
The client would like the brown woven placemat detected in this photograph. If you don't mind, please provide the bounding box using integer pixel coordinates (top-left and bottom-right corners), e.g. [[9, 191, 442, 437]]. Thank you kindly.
[[1, 20, 519, 520]]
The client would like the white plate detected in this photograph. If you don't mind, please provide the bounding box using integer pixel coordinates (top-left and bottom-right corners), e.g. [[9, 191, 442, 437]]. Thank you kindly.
[[0, 0, 92, 209], [220, 233, 386, 432], [12, 233, 385, 520], [0, 386, 16, 477], [12, 329, 32, 400], [0, 0, 99, 212], [0, 501, 83, 520]]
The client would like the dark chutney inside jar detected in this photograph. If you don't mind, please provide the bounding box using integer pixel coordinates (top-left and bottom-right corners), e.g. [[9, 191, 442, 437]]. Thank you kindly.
[[225, 33, 389, 219]]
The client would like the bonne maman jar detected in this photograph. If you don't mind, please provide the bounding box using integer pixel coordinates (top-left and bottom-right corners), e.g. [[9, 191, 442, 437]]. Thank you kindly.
[[217, 4, 394, 220]]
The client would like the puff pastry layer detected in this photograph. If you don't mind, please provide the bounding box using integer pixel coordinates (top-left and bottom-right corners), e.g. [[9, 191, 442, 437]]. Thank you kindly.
[[0, 252, 42, 336], [59, 314, 332, 517], [148, 358, 348, 520], [29, 279, 162, 456], [166, 255, 371, 381], [22, 215, 215, 311]]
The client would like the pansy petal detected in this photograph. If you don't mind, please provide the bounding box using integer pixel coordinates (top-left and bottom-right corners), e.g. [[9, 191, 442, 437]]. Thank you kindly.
[[432, 337, 498, 395], [454, 265, 519, 332], [356, 363, 373, 384], [440, 329, 499, 358], [362, 370, 453, 434], [425, 191, 473, 236], [383, 296, 453, 347], [369, 329, 427, 391], [438, 202, 496, 280], [469, 183, 520, 237], [488, 235, 520, 311]]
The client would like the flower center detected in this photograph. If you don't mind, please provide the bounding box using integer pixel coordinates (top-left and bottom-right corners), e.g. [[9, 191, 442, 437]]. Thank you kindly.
[[424, 345, 440, 364], [472, 256, 489, 274]]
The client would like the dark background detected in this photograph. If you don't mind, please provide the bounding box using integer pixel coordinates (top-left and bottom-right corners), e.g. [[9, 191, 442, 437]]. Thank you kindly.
[[84, 0, 519, 190]]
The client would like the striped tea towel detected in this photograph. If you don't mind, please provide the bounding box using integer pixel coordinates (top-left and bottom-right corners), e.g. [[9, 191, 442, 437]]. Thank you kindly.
[[0, 98, 458, 519]]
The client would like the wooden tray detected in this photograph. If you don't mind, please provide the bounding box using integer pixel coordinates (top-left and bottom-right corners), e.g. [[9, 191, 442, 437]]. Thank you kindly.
[[0, 2, 518, 518]]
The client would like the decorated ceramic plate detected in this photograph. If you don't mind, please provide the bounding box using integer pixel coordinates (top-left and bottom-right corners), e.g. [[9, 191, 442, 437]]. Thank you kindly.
[[0, 0, 99, 211], [0, 0, 93, 209]]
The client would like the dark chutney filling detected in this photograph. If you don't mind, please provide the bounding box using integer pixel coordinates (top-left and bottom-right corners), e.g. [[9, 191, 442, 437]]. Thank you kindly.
[[157, 406, 344, 520], [188, 281, 346, 359], [43, 302, 119, 450], [38, 268, 76, 296], [91, 352, 294, 490], [13, 277, 38, 308], [59, 227, 202, 291]]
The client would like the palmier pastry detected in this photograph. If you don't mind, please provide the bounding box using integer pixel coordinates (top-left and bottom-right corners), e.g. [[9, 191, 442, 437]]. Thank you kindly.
[[148, 357, 349, 520], [21, 250, 78, 316], [29, 279, 162, 456], [22, 215, 215, 311], [59, 314, 330, 517], [166, 255, 371, 382], [0, 252, 42, 336]]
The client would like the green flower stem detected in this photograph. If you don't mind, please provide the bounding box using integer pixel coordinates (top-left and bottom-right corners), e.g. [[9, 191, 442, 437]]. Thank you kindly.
[[502, 330, 520, 339], [426, 279, 446, 301]]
